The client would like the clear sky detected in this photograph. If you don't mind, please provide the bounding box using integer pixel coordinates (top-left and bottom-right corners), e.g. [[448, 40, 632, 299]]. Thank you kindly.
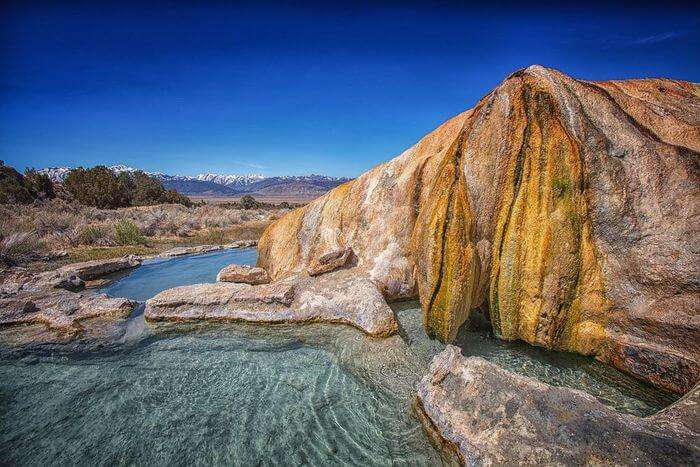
[[2, 1, 699, 177]]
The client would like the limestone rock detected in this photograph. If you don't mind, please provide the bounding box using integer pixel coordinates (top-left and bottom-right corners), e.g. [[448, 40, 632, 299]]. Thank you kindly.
[[225, 240, 257, 249], [145, 269, 397, 337], [217, 264, 270, 284], [0, 290, 137, 334], [416, 346, 699, 465], [60, 256, 141, 280], [22, 256, 141, 293], [257, 65, 700, 392], [307, 247, 354, 276], [160, 244, 223, 257]]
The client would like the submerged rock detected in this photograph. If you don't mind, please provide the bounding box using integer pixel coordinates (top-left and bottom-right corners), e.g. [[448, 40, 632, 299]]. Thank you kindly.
[[417, 346, 699, 465], [145, 269, 397, 337], [217, 264, 270, 284], [258, 66, 700, 393]]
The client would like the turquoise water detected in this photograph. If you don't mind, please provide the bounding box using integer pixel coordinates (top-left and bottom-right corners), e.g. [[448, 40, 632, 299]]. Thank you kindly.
[[0, 250, 677, 465], [99, 247, 258, 301]]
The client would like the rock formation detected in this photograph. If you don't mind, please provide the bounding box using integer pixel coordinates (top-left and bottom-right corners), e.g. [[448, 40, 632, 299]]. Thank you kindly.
[[258, 66, 700, 393], [217, 264, 270, 284], [307, 247, 354, 276], [417, 346, 699, 465], [145, 269, 398, 337]]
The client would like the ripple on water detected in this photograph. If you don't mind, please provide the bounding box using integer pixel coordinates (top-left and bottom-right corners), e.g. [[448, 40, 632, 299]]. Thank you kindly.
[[0, 289, 678, 465]]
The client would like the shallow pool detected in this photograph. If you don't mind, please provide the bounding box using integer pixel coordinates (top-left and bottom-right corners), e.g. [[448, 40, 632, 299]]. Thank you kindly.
[[99, 247, 258, 301], [0, 250, 678, 465]]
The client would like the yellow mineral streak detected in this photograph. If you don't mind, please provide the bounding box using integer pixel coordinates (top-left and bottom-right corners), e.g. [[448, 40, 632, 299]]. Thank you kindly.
[[257, 66, 699, 391]]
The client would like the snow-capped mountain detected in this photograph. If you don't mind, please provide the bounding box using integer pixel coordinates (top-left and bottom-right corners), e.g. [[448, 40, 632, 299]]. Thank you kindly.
[[194, 173, 266, 188], [38, 165, 350, 199]]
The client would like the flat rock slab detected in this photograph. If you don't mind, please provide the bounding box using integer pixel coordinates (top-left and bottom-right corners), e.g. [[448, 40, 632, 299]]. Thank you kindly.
[[417, 346, 699, 466], [145, 269, 397, 337], [22, 256, 142, 293], [0, 290, 137, 334], [217, 264, 270, 284], [160, 245, 223, 257]]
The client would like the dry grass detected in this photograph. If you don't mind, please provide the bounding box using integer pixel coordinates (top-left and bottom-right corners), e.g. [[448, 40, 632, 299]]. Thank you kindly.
[[0, 199, 288, 268]]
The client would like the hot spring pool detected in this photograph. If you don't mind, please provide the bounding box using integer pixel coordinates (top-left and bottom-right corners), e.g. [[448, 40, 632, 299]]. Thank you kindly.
[[0, 249, 677, 465]]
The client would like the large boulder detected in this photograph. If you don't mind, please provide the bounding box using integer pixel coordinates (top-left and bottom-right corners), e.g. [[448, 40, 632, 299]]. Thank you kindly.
[[416, 346, 699, 465], [217, 264, 270, 284], [145, 269, 398, 337], [257, 66, 700, 393]]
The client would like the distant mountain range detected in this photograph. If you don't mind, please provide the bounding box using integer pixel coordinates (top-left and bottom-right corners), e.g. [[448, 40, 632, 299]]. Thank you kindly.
[[38, 165, 351, 199]]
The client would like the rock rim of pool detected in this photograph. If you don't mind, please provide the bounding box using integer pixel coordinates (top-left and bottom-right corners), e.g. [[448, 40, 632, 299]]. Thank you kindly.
[[417, 346, 700, 465], [144, 268, 398, 337], [157, 241, 257, 259]]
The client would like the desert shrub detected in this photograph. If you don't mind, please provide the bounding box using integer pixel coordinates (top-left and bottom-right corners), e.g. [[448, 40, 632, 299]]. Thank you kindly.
[[159, 189, 192, 207], [239, 195, 259, 210], [64, 166, 132, 208], [23, 170, 55, 200], [0, 163, 34, 204], [64, 166, 191, 209], [35, 211, 78, 237], [114, 219, 145, 245], [0, 231, 42, 266], [77, 224, 112, 246], [131, 171, 165, 206], [202, 228, 228, 245]]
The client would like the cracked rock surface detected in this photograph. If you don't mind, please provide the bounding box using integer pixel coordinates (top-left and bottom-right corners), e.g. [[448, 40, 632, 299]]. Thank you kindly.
[[417, 346, 700, 466]]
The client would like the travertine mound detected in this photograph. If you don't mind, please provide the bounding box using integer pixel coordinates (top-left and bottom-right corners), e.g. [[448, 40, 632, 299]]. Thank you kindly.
[[258, 66, 700, 393], [417, 347, 699, 465]]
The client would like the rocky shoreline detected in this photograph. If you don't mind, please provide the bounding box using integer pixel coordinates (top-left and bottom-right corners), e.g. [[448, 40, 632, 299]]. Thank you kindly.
[[0, 241, 257, 339], [417, 346, 699, 465]]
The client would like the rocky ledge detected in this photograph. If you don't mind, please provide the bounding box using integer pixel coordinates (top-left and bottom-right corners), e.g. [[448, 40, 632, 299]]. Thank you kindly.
[[0, 256, 141, 338], [145, 268, 398, 337], [0, 290, 137, 335], [417, 346, 699, 465], [159, 240, 257, 258], [217, 264, 270, 284]]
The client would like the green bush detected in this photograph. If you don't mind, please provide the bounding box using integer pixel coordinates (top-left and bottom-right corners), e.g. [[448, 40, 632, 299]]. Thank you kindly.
[[64, 166, 190, 209], [114, 219, 145, 245], [23, 170, 55, 200], [77, 224, 110, 245], [0, 162, 50, 204], [159, 189, 192, 207], [239, 195, 259, 210], [64, 166, 133, 208]]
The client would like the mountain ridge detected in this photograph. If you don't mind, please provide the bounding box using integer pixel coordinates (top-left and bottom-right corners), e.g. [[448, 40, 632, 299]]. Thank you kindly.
[[37, 165, 351, 198]]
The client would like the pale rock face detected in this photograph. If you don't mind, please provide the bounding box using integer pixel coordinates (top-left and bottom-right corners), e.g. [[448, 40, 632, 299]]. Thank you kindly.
[[217, 264, 270, 285], [145, 268, 397, 337], [417, 347, 699, 465], [258, 66, 700, 393]]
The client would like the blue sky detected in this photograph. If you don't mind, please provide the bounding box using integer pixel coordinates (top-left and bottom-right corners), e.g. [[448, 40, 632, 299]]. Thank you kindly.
[[1, 1, 699, 177]]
